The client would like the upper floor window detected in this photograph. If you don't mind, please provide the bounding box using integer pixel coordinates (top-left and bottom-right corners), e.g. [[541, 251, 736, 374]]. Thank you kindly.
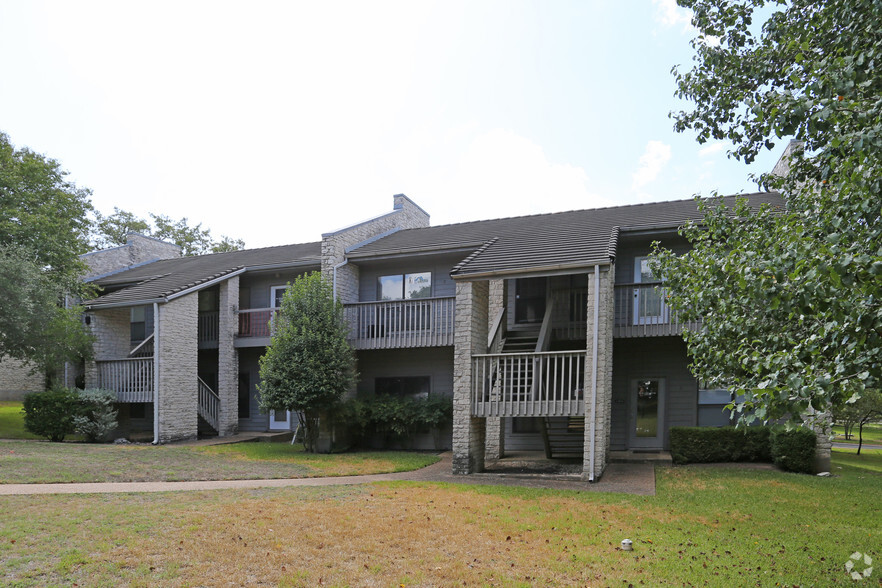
[[378, 272, 431, 300], [131, 305, 154, 342]]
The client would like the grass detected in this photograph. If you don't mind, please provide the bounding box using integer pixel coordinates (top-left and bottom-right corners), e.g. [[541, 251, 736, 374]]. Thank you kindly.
[[0, 441, 439, 484], [1, 450, 879, 586], [0, 401, 39, 440], [833, 422, 882, 445]]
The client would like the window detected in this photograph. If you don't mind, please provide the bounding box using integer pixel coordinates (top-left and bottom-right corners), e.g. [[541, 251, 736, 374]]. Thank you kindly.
[[375, 376, 431, 398], [199, 289, 219, 312], [377, 272, 432, 300], [130, 305, 154, 342], [271, 285, 288, 308]]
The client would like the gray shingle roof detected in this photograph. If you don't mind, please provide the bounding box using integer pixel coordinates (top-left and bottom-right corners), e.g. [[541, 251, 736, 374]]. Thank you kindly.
[[85, 241, 321, 307], [349, 192, 784, 277]]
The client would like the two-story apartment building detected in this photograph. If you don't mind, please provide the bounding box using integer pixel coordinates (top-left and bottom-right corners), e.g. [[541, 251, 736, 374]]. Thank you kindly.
[[82, 191, 790, 479]]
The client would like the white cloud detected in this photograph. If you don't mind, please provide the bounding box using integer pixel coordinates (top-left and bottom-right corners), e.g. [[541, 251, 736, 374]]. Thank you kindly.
[[631, 140, 672, 191], [652, 0, 692, 31], [415, 128, 611, 223], [698, 142, 726, 157]]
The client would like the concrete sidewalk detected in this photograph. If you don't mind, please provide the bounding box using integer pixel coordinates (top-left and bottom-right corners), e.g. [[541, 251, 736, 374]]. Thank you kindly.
[[0, 452, 657, 496]]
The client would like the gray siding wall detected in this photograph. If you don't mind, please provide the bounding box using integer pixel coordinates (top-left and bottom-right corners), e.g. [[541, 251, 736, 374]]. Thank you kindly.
[[237, 348, 269, 432], [356, 347, 454, 450], [356, 347, 454, 397], [239, 270, 317, 309], [610, 337, 697, 450], [355, 253, 464, 302], [615, 235, 689, 285]]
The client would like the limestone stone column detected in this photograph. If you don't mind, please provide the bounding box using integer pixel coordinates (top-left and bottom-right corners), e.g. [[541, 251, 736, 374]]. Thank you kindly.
[[217, 276, 240, 436], [583, 266, 614, 481], [453, 280, 489, 474], [157, 293, 199, 443], [484, 278, 507, 460]]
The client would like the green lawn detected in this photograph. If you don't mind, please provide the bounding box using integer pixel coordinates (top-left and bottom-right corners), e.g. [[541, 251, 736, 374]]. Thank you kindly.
[[0, 450, 879, 586], [0, 440, 439, 484], [0, 401, 39, 440], [833, 422, 882, 445]]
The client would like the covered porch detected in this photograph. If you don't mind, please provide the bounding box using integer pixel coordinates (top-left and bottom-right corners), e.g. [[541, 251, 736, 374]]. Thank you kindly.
[[452, 266, 615, 482]]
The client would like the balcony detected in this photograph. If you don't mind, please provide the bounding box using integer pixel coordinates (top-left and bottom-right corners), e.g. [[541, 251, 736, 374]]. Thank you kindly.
[[198, 311, 219, 348], [471, 350, 586, 417], [613, 283, 698, 338], [344, 296, 455, 350], [96, 358, 154, 403], [235, 308, 279, 346]]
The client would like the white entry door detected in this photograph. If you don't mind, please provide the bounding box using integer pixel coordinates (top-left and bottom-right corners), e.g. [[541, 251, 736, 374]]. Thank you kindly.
[[269, 409, 291, 430]]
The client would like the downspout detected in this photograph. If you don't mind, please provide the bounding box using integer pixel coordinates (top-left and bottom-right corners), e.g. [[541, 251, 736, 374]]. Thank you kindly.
[[589, 264, 600, 482], [152, 302, 160, 445], [332, 258, 348, 299]]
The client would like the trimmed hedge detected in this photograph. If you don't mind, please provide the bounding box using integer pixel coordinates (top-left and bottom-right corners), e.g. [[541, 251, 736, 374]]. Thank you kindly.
[[670, 426, 772, 465], [770, 427, 816, 474]]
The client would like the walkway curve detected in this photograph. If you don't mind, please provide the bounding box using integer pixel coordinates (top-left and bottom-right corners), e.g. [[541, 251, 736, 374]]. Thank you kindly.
[[0, 453, 657, 496]]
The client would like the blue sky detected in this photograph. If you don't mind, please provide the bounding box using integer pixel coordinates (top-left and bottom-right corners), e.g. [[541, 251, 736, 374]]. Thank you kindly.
[[0, 0, 781, 248]]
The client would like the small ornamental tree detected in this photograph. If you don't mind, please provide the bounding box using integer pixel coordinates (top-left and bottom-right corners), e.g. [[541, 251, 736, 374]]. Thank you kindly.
[[257, 272, 356, 452], [833, 390, 882, 455]]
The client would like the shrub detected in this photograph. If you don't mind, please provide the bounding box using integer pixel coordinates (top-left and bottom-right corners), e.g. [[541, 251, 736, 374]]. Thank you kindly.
[[337, 395, 453, 449], [72, 388, 118, 442], [22, 387, 80, 442], [770, 427, 816, 474], [670, 426, 772, 465]]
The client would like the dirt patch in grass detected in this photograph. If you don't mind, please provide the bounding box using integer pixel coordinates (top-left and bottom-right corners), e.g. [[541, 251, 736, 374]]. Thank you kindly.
[[0, 441, 439, 484]]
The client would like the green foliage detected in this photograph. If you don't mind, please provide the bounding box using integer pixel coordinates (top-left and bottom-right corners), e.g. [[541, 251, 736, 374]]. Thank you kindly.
[[657, 0, 882, 421], [92, 208, 245, 255], [0, 132, 95, 371], [0, 132, 92, 289], [339, 395, 453, 448], [0, 247, 94, 371], [769, 427, 817, 474], [258, 272, 356, 452], [72, 388, 118, 443], [22, 387, 80, 442], [670, 426, 772, 464]]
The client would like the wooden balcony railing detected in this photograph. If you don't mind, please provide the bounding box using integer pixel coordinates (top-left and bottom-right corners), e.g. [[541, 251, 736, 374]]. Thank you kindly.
[[198, 311, 219, 344], [471, 350, 586, 417], [237, 308, 279, 338], [344, 296, 455, 350], [613, 283, 697, 337], [96, 357, 154, 403]]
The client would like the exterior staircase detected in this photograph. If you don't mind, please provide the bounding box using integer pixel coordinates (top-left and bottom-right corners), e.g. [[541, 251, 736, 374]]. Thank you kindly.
[[497, 331, 539, 401], [539, 416, 585, 459]]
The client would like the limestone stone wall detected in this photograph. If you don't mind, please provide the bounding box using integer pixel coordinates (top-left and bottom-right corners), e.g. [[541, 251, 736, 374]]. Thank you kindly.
[[157, 293, 198, 442], [84, 307, 132, 388], [321, 194, 430, 304], [583, 265, 614, 480], [484, 279, 506, 460], [0, 358, 44, 400], [82, 233, 181, 280], [452, 280, 489, 474], [217, 276, 240, 436], [804, 408, 833, 473]]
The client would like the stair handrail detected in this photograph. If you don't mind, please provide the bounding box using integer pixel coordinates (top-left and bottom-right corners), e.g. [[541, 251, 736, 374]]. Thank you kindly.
[[197, 376, 220, 431], [129, 333, 154, 357], [487, 307, 506, 353]]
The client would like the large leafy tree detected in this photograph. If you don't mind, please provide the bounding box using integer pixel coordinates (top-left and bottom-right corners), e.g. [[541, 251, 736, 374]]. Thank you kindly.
[[0, 132, 94, 371], [93, 208, 245, 255], [653, 0, 882, 422], [258, 272, 356, 451]]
